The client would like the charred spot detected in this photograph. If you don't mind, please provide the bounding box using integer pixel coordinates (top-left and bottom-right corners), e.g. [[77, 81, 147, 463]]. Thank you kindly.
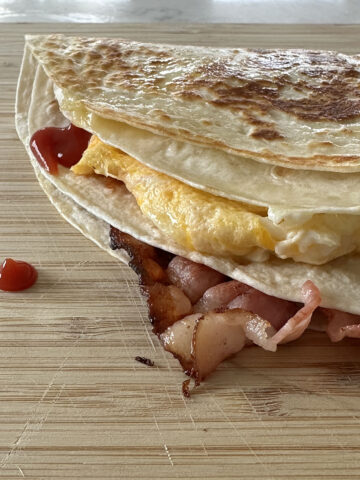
[[251, 128, 284, 141], [171, 49, 360, 123], [274, 97, 360, 122], [243, 113, 274, 127], [343, 67, 360, 78]]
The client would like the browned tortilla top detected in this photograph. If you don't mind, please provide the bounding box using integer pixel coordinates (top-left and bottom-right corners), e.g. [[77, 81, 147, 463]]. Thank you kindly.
[[25, 34, 360, 171]]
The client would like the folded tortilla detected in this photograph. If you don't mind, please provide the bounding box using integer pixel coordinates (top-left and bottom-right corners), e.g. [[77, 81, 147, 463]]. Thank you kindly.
[[15, 34, 360, 315], [24, 34, 360, 173]]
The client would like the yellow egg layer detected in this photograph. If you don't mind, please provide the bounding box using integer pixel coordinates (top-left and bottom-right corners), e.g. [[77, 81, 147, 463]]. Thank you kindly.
[[72, 136, 275, 258], [72, 136, 360, 265]]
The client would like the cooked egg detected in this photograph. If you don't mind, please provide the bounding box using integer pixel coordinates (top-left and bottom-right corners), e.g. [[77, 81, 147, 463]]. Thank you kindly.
[[72, 136, 360, 265]]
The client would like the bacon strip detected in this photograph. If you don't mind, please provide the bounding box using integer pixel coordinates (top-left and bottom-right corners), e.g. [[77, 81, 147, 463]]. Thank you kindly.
[[161, 309, 274, 382], [145, 283, 192, 334], [110, 226, 191, 333], [227, 287, 298, 330], [162, 282, 320, 381], [194, 280, 251, 313], [167, 256, 226, 304], [109, 226, 351, 385], [110, 227, 173, 285], [322, 309, 360, 342], [161, 313, 202, 373], [269, 280, 321, 346]]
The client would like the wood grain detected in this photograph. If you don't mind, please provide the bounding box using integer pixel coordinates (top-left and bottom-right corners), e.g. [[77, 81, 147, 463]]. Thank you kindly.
[[1, 24, 360, 480]]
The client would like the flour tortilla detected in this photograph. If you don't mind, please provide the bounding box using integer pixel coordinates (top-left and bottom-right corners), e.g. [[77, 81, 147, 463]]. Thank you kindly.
[[36, 169, 360, 317], [25, 34, 360, 173], [15, 39, 360, 315], [21, 36, 360, 213]]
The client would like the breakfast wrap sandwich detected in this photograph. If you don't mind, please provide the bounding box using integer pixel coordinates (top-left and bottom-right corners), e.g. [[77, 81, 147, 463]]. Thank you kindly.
[[16, 34, 360, 383]]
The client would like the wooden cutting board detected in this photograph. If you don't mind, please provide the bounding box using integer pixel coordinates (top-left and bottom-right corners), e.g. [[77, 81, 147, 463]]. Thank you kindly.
[[1, 24, 360, 480]]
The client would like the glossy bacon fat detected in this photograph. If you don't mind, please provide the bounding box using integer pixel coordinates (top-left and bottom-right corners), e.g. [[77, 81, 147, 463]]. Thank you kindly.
[[109, 226, 359, 383]]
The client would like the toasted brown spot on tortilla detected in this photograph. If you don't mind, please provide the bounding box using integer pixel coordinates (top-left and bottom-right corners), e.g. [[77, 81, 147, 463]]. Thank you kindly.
[[251, 128, 284, 141]]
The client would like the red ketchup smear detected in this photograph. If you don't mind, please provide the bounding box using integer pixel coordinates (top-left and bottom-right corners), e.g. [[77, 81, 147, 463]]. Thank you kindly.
[[0, 258, 38, 292], [30, 124, 92, 175]]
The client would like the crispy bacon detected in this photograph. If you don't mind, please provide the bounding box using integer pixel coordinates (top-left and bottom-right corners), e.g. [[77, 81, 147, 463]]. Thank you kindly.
[[109, 226, 357, 385], [110, 226, 173, 285], [167, 256, 226, 303], [161, 282, 320, 381], [145, 283, 192, 334], [110, 226, 190, 333]]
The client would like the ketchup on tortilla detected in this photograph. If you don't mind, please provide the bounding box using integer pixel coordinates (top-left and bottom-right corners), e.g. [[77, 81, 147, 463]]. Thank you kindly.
[[30, 124, 91, 175], [0, 258, 38, 292]]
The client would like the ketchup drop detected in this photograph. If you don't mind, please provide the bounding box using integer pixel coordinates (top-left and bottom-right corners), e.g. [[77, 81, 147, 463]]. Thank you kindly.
[[0, 258, 38, 292], [30, 124, 92, 175]]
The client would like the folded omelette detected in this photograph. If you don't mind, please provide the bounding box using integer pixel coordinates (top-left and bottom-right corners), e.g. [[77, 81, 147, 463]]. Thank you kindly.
[[15, 34, 360, 382]]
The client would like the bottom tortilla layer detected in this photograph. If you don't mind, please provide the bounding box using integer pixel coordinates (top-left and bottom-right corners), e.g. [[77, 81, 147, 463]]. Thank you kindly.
[[36, 172, 360, 384]]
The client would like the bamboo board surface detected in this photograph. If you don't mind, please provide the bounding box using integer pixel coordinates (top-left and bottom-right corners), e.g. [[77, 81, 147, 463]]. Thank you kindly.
[[1, 23, 360, 480]]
